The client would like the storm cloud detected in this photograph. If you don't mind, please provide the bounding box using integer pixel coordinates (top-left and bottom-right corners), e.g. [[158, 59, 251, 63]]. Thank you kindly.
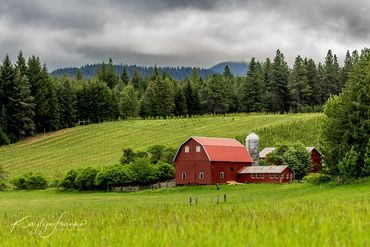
[[0, 0, 368, 70]]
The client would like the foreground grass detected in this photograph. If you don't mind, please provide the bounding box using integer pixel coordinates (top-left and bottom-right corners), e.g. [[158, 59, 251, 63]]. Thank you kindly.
[[0, 113, 321, 179], [0, 181, 369, 246]]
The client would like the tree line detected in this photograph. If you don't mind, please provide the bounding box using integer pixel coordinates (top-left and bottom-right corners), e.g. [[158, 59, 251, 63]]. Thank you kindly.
[[0, 49, 361, 145]]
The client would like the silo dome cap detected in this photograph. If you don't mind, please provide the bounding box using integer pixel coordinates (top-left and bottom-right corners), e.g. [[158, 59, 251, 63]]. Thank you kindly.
[[246, 132, 259, 140]]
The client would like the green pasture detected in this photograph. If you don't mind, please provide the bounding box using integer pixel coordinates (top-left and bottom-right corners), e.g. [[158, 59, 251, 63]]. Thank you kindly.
[[0, 113, 322, 179], [0, 181, 369, 246]]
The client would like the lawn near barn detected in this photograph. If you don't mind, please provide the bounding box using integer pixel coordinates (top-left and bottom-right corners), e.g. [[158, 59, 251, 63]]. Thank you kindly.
[[1, 181, 369, 246], [0, 113, 321, 179]]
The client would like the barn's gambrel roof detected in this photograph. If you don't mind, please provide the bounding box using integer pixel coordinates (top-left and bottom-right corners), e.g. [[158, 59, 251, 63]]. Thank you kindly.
[[173, 136, 253, 163]]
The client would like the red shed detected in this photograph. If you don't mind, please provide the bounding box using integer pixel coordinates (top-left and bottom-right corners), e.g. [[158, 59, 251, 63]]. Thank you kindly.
[[174, 136, 253, 185], [237, 165, 293, 183]]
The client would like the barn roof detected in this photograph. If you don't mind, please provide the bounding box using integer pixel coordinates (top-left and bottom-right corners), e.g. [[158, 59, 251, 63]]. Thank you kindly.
[[238, 165, 290, 174], [173, 136, 253, 163], [259, 147, 321, 158]]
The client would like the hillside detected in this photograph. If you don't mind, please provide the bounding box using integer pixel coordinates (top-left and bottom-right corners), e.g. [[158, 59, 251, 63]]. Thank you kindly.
[[50, 61, 248, 80], [0, 113, 321, 179]]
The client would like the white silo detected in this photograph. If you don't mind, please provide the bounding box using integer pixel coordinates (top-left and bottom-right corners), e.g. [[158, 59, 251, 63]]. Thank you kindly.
[[246, 132, 260, 166]]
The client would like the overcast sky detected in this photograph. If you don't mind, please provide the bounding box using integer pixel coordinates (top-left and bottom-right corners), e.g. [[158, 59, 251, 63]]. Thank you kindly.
[[0, 0, 369, 70]]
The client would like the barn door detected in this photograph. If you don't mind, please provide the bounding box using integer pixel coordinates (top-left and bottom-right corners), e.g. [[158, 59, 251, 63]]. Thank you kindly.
[[189, 161, 196, 184]]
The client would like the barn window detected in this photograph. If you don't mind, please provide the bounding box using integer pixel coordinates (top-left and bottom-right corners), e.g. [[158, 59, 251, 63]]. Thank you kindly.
[[185, 146, 190, 153], [220, 172, 224, 179], [270, 174, 273, 179], [199, 172, 204, 179], [196, 146, 201, 152], [230, 167, 234, 172], [261, 174, 264, 179], [182, 173, 186, 179], [251, 173, 255, 179], [274, 174, 278, 179], [286, 174, 289, 179], [280, 174, 284, 178], [256, 174, 260, 179]]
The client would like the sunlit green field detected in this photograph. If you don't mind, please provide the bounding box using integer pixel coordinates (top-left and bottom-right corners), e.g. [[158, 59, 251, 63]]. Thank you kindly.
[[0, 181, 369, 246], [0, 113, 322, 179]]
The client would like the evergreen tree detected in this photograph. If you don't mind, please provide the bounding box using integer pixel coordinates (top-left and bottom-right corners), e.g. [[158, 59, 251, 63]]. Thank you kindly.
[[131, 69, 141, 90], [75, 68, 83, 81], [58, 77, 77, 128], [190, 68, 202, 89], [105, 58, 119, 88], [140, 80, 156, 118], [321, 50, 370, 177], [201, 74, 229, 114], [262, 58, 273, 111], [174, 86, 187, 116], [239, 58, 264, 112], [121, 65, 129, 85], [321, 50, 341, 102], [305, 59, 320, 105], [0, 105, 9, 145], [119, 84, 139, 119], [15, 50, 27, 76], [223, 65, 233, 79], [154, 77, 175, 118], [184, 79, 201, 117], [9, 71, 35, 139], [0, 55, 16, 110], [270, 50, 290, 112], [97, 62, 106, 82], [341, 50, 353, 87], [288, 55, 312, 112]]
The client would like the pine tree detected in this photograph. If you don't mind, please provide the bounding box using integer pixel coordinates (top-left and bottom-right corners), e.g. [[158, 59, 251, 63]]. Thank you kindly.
[[97, 62, 106, 82], [305, 59, 320, 105], [154, 77, 175, 118], [119, 84, 139, 119], [140, 80, 156, 118], [15, 50, 27, 76], [341, 50, 353, 87], [270, 50, 290, 113], [121, 65, 129, 85], [201, 74, 229, 114], [0, 105, 9, 145], [184, 79, 201, 117], [10, 71, 35, 139], [223, 65, 233, 79], [288, 55, 312, 112], [105, 58, 118, 88], [262, 58, 272, 111], [174, 86, 187, 116], [0, 55, 16, 110], [58, 77, 77, 128], [75, 68, 83, 81], [190, 68, 202, 89], [322, 50, 341, 102], [239, 58, 264, 112]]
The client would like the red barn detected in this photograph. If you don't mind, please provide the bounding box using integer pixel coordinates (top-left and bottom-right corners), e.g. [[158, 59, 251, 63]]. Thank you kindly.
[[237, 165, 294, 183], [174, 136, 253, 185]]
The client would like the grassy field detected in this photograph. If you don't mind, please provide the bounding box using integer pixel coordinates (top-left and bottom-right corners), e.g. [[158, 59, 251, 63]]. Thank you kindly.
[[0, 181, 369, 246], [0, 113, 322, 179]]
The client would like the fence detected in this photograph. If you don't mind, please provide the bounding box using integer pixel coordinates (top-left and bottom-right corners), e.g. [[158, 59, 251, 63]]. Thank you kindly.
[[111, 181, 176, 192]]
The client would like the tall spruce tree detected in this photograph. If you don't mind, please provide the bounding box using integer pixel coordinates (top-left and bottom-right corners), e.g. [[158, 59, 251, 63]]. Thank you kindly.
[[184, 79, 201, 117], [105, 58, 118, 88], [288, 55, 312, 112], [174, 85, 187, 116], [58, 77, 77, 128], [305, 58, 320, 105], [121, 65, 129, 85], [239, 58, 264, 112], [262, 58, 273, 111], [154, 77, 175, 118], [119, 84, 139, 119], [270, 50, 290, 113], [322, 50, 341, 102], [201, 74, 229, 114]]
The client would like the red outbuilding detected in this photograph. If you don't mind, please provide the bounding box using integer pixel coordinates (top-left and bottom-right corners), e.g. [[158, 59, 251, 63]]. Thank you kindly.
[[237, 165, 294, 183], [174, 136, 253, 185]]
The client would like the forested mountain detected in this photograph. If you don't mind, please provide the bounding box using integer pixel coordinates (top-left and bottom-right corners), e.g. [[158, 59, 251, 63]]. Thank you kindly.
[[51, 61, 249, 80]]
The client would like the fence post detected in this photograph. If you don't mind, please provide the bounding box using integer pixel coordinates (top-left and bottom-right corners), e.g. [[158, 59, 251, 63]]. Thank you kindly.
[[189, 197, 192, 205], [224, 194, 227, 202], [217, 195, 220, 205]]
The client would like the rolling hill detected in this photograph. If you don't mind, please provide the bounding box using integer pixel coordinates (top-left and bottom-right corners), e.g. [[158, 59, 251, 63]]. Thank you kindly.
[[0, 113, 322, 179]]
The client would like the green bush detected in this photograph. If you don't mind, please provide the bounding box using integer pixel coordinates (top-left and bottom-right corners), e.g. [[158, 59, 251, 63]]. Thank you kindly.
[[302, 173, 331, 185], [156, 162, 175, 182], [11, 173, 48, 190], [58, 169, 81, 190], [128, 158, 158, 185], [95, 165, 133, 189], [0, 165, 6, 190], [74, 167, 98, 191]]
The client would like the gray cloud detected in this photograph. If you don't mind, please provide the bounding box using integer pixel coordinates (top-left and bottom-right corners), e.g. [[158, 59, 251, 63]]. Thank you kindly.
[[0, 0, 368, 70]]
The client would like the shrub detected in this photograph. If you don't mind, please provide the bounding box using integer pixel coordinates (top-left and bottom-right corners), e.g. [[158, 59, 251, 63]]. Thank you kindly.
[[74, 167, 98, 190], [156, 162, 175, 181], [58, 169, 81, 190], [0, 165, 6, 190], [128, 158, 158, 185], [11, 173, 48, 190], [303, 173, 331, 185], [95, 165, 133, 189]]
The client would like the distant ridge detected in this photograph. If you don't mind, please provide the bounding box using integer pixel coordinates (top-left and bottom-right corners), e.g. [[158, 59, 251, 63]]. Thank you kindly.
[[51, 61, 248, 81]]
